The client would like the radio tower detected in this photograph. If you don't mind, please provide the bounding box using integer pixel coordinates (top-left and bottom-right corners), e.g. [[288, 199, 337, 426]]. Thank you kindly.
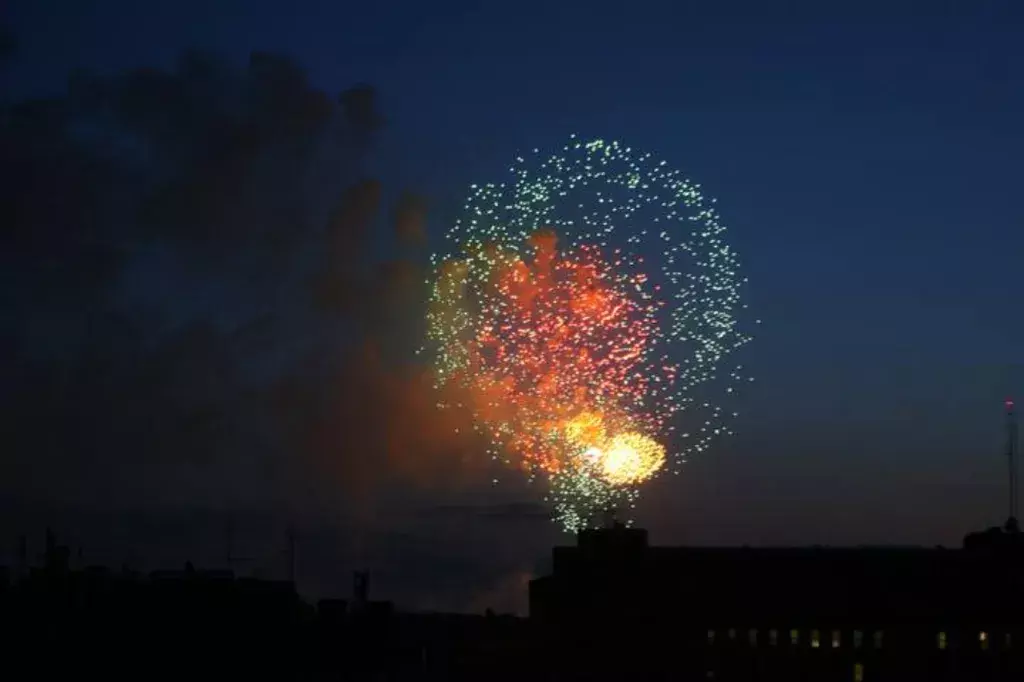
[[1006, 398, 1018, 529]]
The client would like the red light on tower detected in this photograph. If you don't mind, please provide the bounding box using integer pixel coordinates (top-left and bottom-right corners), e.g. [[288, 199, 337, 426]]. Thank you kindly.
[[1007, 398, 1015, 412]]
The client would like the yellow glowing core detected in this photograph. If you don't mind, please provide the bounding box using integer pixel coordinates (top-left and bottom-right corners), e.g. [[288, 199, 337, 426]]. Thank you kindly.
[[562, 413, 665, 485]]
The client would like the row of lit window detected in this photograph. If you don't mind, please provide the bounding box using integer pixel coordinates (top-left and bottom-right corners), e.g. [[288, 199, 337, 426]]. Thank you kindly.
[[708, 628, 882, 649], [938, 631, 1012, 651], [708, 628, 1012, 651]]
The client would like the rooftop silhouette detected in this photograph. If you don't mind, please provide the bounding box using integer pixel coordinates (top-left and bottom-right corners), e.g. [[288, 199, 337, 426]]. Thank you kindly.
[[4, 522, 1024, 680]]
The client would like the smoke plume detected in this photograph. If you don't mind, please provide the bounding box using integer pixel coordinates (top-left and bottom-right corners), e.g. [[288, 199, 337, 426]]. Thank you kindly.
[[0, 48, 560, 612], [0, 50, 480, 512]]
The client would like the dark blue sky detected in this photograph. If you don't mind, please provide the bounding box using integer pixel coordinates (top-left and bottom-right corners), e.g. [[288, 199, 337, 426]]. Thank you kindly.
[[4, 0, 1024, 607]]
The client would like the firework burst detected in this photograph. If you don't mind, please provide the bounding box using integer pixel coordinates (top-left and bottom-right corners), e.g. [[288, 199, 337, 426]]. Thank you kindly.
[[425, 136, 753, 531]]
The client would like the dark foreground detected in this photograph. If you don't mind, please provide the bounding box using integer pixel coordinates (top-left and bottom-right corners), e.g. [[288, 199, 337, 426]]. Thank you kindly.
[[4, 523, 1024, 681]]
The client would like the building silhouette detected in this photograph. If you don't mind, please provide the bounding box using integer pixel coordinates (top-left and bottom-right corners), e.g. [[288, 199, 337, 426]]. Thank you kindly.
[[529, 522, 1024, 681], [5, 524, 1024, 680]]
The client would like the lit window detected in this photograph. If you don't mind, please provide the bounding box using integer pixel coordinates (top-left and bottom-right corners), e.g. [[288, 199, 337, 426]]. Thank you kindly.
[[748, 629, 758, 646], [937, 632, 947, 650], [769, 629, 778, 646], [707, 629, 715, 645], [980, 631, 989, 651], [853, 630, 863, 648], [853, 662, 864, 682], [728, 628, 736, 640], [811, 630, 821, 649], [790, 629, 800, 646], [873, 631, 883, 649], [832, 630, 841, 648]]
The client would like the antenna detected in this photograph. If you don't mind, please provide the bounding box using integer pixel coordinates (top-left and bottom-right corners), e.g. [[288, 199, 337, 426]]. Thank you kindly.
[[286, 524, 296, 585], [17, 535, 27, 581], [1006, 398, 1018, 523]]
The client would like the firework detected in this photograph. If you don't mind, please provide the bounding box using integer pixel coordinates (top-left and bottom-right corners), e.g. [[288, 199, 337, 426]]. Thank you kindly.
[[425, 136, 753, 531]]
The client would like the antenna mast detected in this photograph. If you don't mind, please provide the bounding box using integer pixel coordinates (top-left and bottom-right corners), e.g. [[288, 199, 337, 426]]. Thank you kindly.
[[286, 524, 296, 585], [1006, 399, 1018, 523]]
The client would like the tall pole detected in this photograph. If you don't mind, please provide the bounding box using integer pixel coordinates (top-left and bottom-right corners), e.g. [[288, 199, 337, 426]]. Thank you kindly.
[[1007, 399, 1018, 522], [225, 518, 233, 570], [286, 524, 296, 585]]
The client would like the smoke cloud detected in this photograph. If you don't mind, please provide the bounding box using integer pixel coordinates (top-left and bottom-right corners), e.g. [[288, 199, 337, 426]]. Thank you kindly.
[[0, 48, 558, 611], [0, 49, 480, 519]]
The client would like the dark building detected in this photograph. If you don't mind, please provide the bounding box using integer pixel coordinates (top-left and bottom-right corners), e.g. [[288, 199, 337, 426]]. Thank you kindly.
[[11, 525, 1024, 680], [0, 531, 530, 681], [529, 522, 1024, 681]]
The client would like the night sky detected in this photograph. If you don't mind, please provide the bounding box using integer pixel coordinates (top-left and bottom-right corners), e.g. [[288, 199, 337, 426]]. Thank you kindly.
[[3, 0, 1024, 613]]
